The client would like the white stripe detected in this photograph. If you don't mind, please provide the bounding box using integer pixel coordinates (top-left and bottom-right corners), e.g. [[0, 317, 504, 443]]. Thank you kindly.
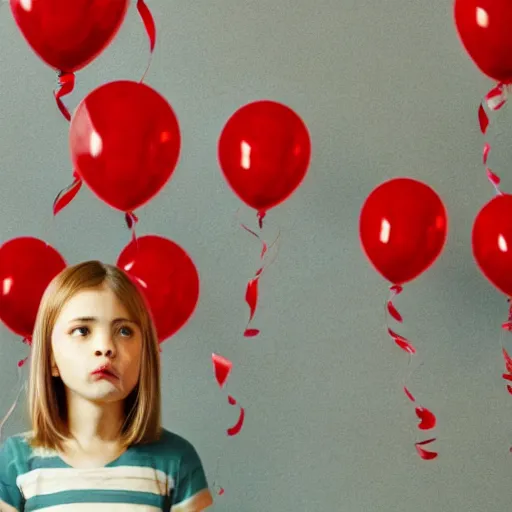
[[17, 466, 173, 500], [32, 504, 162, 512]]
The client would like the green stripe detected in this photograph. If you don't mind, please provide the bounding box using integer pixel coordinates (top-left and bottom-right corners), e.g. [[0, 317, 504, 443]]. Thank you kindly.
[[25, 489, 168, 511]]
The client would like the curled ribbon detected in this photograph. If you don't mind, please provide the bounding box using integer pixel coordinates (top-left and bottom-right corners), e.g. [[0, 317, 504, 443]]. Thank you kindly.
[[53, 1, 157, 218], [479, 83, 508, 195], [386, 285, 438, 460], [239, 211, 281, 337], [0, 346, 30, 442]]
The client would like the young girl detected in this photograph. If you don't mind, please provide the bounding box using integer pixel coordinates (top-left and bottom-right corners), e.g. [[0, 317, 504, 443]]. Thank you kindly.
[[0, 260, 213, 511]]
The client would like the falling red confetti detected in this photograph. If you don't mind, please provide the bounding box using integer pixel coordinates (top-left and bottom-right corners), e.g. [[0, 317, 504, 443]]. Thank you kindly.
[[387, 301, 403, 323], [404, 386, 415, 402], [227, 404, 245, 437], [483, 143, 491, 165], [226, 395, 245, 436], [244, 277, 260, 336], [478, 104, 489, 134], [487, 169, 501, 186], [212, 353, 232, 388], [503, 348, 512, 373], [415, 438, 438, 460], [388, 328, 416, 355], [393, 336, 416, 355], [415, 407, 436, 430]]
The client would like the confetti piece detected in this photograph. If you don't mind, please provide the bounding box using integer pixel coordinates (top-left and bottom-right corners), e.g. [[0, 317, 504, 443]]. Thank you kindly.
[[483, 143, 491, 165], [387, 301, 403, 323], [478, 104, 489, 134], [393, 336, 416, 355], [415, 406, 436, 430], [244, 278, 260, 328], [487, 168, 501, 186], [415, 438, 438, 460], [503, 348, 512, 373], [212, 353, 232, 388], [404, 386, 415, 402], [227, 406, 245, 437], [388, 328, 416, 354], [485, 84, 507, 111]]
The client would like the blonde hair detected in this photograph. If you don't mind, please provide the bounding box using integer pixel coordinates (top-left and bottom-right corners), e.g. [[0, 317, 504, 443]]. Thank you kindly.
[[27, 260, 162, 451]]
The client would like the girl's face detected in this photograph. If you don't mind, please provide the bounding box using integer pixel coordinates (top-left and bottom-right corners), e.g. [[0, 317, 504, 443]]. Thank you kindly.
[[51, 283, 143, 405]]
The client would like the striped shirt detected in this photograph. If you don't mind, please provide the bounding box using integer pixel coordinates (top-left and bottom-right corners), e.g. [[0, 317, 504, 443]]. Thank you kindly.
[[0, 428, 209, 511]]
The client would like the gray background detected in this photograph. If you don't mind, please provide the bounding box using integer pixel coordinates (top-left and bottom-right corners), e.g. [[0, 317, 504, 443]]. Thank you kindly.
[[1, 0, 511, 510]]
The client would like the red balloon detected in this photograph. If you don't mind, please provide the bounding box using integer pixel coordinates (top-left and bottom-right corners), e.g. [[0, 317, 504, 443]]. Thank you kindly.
[[454, 0, 512, 82], [218, 100, 311, 214], [70, 81, 181, 213], [472, 194, 512, 296], [0, 237, 66, 338], [117, 235, 199, 342], [359, 178, 448, 285], [10, 0, 128, 73]]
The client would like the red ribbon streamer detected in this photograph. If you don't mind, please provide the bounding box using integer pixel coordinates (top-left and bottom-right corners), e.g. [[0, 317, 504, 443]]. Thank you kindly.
[[124, 212, 139, 243], [240, 212, 280, 337], [53, 1, 157, 218], [0, 345, 30, 440], [137, 0, 156, 83], [53, 171, 82, 216], [385, 285, 438, 460], [54, 71, 75, 122], [478, 83, 508, 195], [501, 303, 512, 412]]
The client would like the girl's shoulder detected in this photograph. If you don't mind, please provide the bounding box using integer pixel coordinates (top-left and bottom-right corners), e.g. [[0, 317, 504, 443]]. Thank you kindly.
[[0, 431, 34, 459]]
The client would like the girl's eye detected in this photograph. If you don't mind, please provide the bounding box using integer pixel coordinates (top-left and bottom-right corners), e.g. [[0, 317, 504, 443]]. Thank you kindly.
[[71, 326, 89, 337], [119, 326, 133, 337]]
